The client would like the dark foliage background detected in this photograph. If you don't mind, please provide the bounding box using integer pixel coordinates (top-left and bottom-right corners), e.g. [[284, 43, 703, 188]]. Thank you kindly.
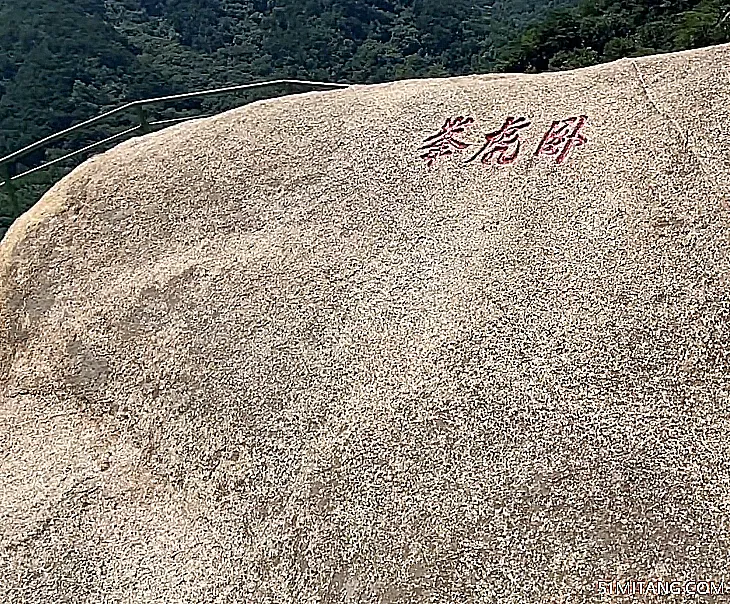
[[1, 0, 728, 238]]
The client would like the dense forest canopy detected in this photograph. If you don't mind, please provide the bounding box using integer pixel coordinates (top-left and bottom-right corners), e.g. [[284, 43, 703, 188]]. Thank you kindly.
[[497, 0, 730, 72], [0, 0, 729, 238]]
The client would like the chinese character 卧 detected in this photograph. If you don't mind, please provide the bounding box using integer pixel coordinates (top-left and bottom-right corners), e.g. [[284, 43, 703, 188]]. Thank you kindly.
[[535, 116, 588, 164]]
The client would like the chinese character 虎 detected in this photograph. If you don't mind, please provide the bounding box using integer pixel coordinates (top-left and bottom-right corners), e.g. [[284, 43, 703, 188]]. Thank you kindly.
[[466, 116, 531, 165], [420, 116, 475, 167], [535, 116, 588, 164]]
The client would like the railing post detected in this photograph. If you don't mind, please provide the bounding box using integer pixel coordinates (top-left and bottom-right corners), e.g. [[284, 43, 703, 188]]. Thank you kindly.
[[136, 107, 151, 134], [0, 163, 19, 217]]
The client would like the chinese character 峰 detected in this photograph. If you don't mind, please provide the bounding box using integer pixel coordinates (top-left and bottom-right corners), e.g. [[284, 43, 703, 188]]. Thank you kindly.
[[535, 116, 588, 164], [466, 116, 531, 165], [420, 116, 475, 167]]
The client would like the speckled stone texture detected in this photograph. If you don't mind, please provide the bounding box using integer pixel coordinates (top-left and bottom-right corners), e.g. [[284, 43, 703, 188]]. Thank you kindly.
[[2, 44, 730, 603]]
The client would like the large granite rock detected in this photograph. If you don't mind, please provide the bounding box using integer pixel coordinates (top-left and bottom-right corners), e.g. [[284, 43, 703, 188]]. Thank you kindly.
[[2, 45, 730, 602]]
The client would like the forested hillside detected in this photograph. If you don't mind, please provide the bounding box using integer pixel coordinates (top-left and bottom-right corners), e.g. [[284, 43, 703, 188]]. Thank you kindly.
[[498, 0, 730, 72], [1, 0, 729, 239], [0, 0, 576, 156]]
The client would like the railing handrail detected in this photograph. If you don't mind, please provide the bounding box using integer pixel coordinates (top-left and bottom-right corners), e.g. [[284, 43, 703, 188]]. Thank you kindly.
[[0, 79, 349, 183]]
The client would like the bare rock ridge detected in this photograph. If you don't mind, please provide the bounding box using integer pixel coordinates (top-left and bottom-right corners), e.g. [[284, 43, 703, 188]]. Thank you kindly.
[[2, 44, 730, 602]]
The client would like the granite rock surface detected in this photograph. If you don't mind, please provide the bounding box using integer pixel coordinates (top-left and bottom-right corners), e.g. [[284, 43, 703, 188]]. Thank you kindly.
[[2, 44, 730, 603]]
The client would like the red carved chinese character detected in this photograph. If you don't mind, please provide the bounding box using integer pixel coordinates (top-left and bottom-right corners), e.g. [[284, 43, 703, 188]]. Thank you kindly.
[[535, 116, 588, 164], [420, 116, 475, 167], [466, 116, 531, 165]]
